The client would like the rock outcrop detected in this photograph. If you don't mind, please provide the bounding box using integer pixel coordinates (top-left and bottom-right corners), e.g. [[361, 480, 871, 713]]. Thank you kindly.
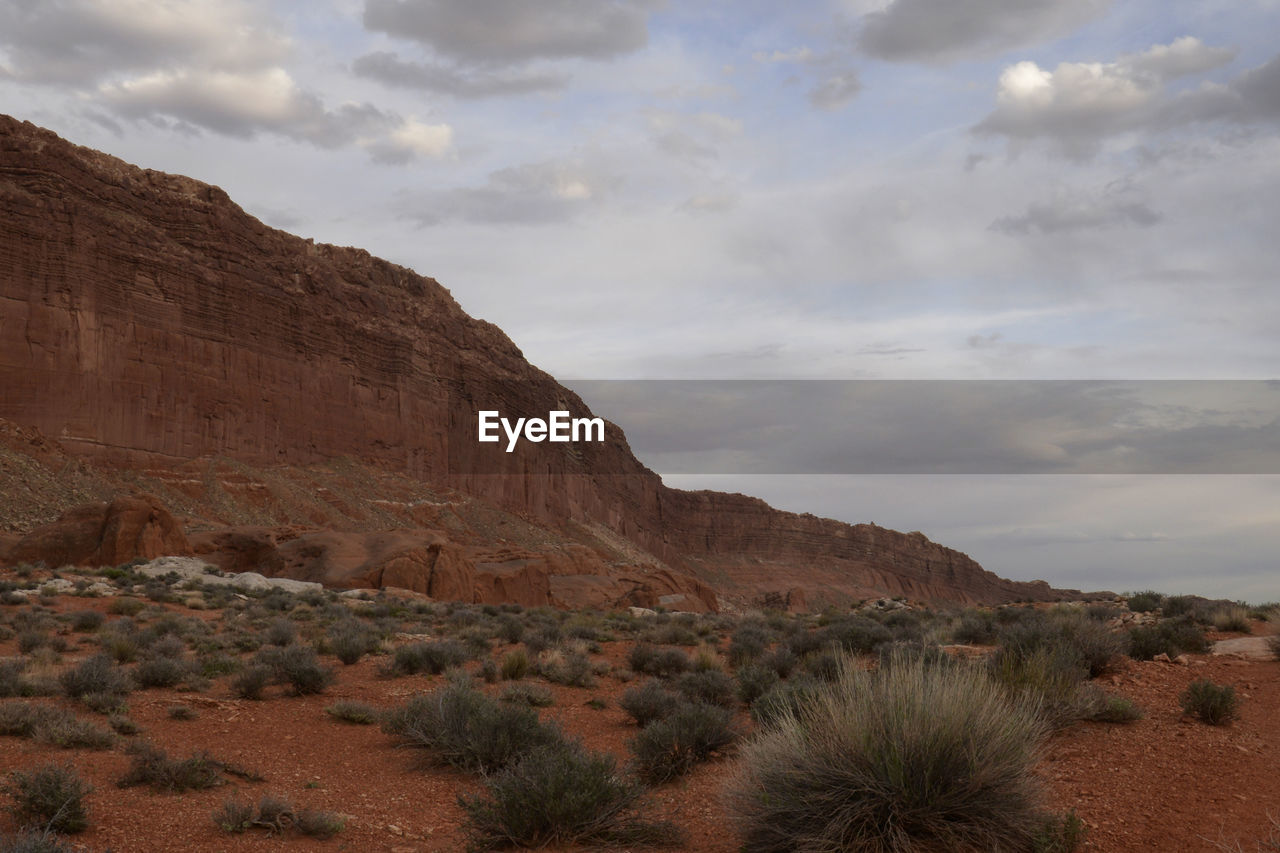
[[0, 115, 1080, 608], [6, 494, 191, 568]]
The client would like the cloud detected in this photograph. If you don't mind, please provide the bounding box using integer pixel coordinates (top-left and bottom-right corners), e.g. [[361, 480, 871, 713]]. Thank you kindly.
[[0, 0, 288, 84], [991, 186, 1162, 235], [362, 0, 654, 65], [974, 37, 1251, 157], [351, 50, 568, 97], [397, 158, 619, 225], [751, 47, 814, 64], [809, 71, 862, 110], [647, 110, 743, 163], [99, 67, 452, 160], [858, 0, 1111, 63]]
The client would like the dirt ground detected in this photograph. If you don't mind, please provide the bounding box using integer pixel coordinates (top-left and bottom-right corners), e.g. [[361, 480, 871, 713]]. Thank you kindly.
[[0, 592, 1275, 853]]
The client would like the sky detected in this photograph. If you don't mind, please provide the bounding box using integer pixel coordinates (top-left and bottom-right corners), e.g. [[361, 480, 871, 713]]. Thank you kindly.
[[2, 0, 1278, 601]]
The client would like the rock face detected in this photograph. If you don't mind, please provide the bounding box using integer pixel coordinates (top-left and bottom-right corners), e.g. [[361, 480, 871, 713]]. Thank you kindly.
[[7, 494, 191, 568], [0, 115, 1077, 608]]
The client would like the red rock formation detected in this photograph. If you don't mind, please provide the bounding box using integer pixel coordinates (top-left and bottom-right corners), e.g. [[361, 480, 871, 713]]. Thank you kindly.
[[0, 115, 1083, 608], [7, 494, 191, 568]]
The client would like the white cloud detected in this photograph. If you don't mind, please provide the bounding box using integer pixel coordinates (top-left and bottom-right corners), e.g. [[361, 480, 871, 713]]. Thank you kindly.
[[751, 47, 814, 64], [395, 158, 620, 225], [809, 71, 862, 110], [363, 117, 455, 163], [975, 37, 1244, 157]]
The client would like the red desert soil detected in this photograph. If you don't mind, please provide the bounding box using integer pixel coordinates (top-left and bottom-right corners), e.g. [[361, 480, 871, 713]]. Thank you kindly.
[[0, 592, 1276, 853]]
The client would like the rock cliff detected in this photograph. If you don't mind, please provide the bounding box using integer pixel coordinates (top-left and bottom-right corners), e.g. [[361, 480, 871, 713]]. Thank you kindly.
[[0, 115, 1076, 608]]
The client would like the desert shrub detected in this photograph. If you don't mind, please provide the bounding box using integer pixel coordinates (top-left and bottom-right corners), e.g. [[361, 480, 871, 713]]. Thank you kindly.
[[0, 703, 114, 749], [460, 741, 680, 850], [500, 649, 530, 680], [997, 612, 1126, 679], [500, 683, 555, 707], [803, 650, 841, 682], [383, 682, 563, 773], [736, 664, 781, 706], [1211, 606, 1252, 633], [254, 644, 333, 695], [327, 620, 374, 665], [1032, 810, 1088, 853], [537, 649, 595, 688], [1084, 693, 1143, 724], [628, 644, 689, 678], [630, 701, 737, 784], [750, 676, 822, 729], [1126, 591, 1164, 613], [671, 670, 736, 707], [496, 614, 525, 644], [952, 609, 998, 644], [1085, 603, 1120, 623], [116, 742, 231, 791], [2, 764, 91, 834], [294, 808, 345, 839], [0, 661, 32, 698], [1160, 595, 1199, 619], [0, 829, 79, 852], [989, 645, 1088, 730], [133, 657, 190, 689], [386, 640, 470, 676], [820, 616, 893, 655], [325, 700, 379, 725], [760, 646, 797, 678], [213, 794, 344, 839], [107, 598, 145, 617], [167, 705, 197, 721], [1126, 617, 1208, 660], [263, 618, 297, 647], [620, 681, 682, 727], [69, 611, 103, 633], [1180, 680, 1239, 725], [726, 655, 1048, 853], [212, 797, 255, 833], [728, 624, 771, 665], [1268, 633, 1280, 661], [59, 655, 131, 701], [644, 623, 699, 647], [230, 665, 271, 700]]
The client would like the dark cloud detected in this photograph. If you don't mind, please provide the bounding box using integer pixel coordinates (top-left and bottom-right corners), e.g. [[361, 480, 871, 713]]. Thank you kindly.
[[991, 195, 1161, 235], [808, 71, 861, 110], [352, 50, 568, 97], [362, 0, 654, 65], [0, 0, 287, 85], [858, 0, 1110, 63], [566, 381, 1280, 475]]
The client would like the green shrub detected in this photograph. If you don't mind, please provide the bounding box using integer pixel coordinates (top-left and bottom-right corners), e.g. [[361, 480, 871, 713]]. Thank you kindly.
[[500, 649, 530, 680], [989, 645, 1088, 730], [1127, 617, 1208, 660], [749, 677, 822, 729], [107, 598, 145, 616], [1032, 809, 1087, 852], [211, 797, 255, 833], [383, 682, 563, 773], [1180, 680, 1239, 725], [1210, 606, 1252, 633], [263, 618, 297, 647], [671, 670, 736, 707], [325, 700, 379, 725], [230, 664, 271, 700], [820, 616, 893, 655], [628, 645, 689, 678], [0, 703, 114, 750], [1126, 591, 1164, 613], [59, 656, 131, 701], [728, 624, 771, 665], [726, 655, 1048, 853], [385, 640, 470, 676], [328, 620, 375, 665], [500, 683, 555, 707], [629, 702, 737, 784], [133, 657, 190, 689], [3, 764, 91, 834], [116, 742, 230, 792], [0, 829, 78, 851], [213, 794, 344, 839], [735, 664, 781, 706], [254, 645, 333, 695], [952, 609, 998, 644], [620, 681, 682, 727], [537, 650, 595, 687], [69, 611, 104, 633], [1085, 693, 1143, 724], [760, 646, 797, 678], [460, 742, 680, 850], [1161, 595, 1199, 619]]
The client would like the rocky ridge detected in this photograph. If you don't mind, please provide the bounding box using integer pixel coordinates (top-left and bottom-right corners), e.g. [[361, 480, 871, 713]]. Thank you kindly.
[[0, 115, 1082, 609]]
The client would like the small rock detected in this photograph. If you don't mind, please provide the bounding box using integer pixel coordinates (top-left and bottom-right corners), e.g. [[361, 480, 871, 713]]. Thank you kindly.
[[1153, 653, 1171, 663], [1174, 654, 1190, 666]]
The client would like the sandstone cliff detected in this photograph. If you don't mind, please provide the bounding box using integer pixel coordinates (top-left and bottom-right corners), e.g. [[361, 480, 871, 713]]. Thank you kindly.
[[0, 115, 1076, 608]]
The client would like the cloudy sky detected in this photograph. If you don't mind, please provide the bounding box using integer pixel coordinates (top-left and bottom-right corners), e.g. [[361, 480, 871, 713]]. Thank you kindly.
[[2, 0, 1278, 601]]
